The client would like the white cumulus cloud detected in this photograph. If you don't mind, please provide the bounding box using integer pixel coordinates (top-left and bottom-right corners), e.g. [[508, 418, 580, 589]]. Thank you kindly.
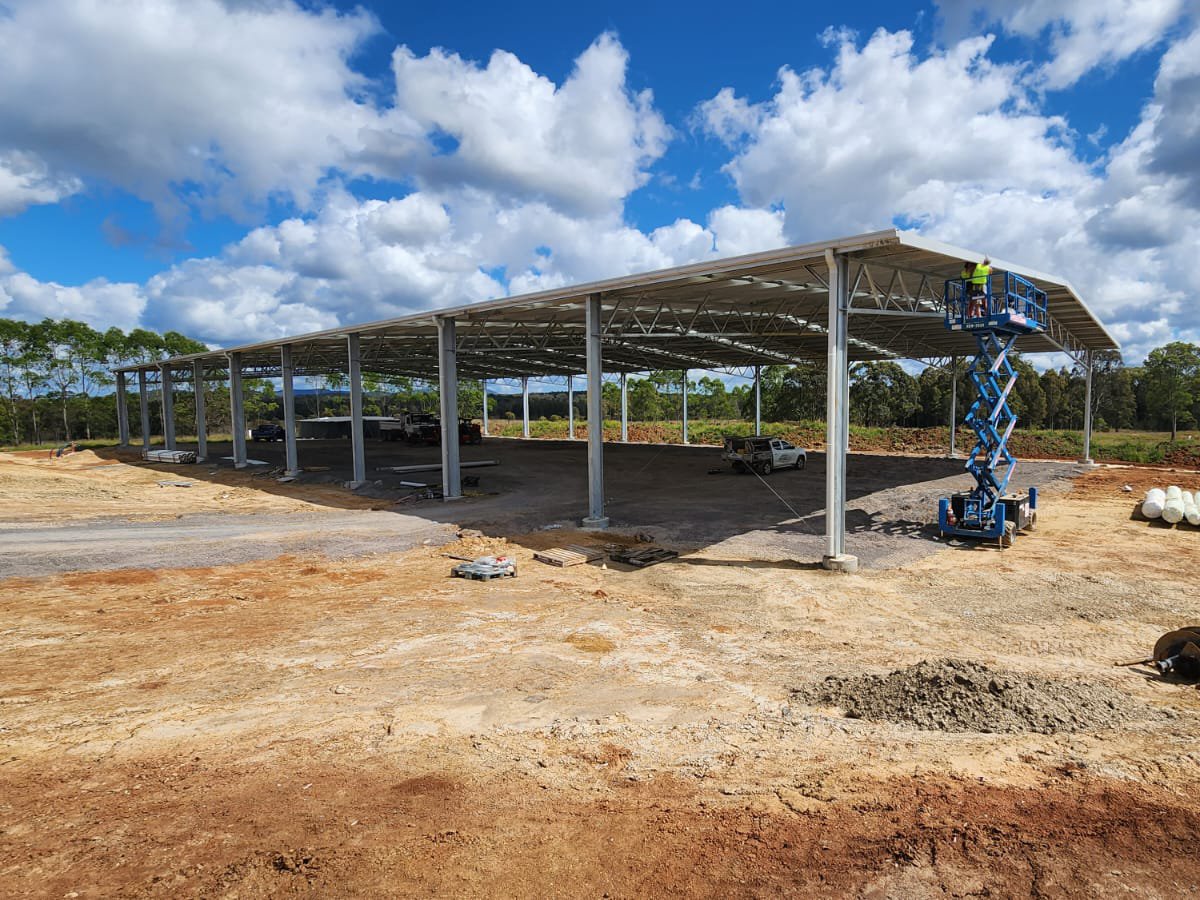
[[936, 0, 1188, 87], [366, 33, 670, 217], [700, 23, 1200, 363], [0, 0, 382, 221]]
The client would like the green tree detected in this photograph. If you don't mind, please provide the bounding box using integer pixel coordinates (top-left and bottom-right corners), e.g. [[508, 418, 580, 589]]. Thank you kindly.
[[19, 322, 49, 444], [1091, 350, 1134, 431], [627, 377, 662, 420], [849, 362, 918, 427], [692, 375, 737, 418], [1038, 368, 1061, 429], [1008, 356, 1046, 428], [760, 363, 826, 422], [0, 319, 29, 444], [1143, 342, 1200, 439]]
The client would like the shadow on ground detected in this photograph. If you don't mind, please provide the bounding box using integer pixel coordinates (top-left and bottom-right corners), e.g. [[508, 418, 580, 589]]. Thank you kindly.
[[90, 437, 1084, 570]]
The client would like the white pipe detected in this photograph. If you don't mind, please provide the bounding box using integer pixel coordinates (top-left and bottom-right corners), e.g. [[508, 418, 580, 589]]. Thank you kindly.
[[1142, 488, 1165, 519], [1163, 498, 1185, 524]]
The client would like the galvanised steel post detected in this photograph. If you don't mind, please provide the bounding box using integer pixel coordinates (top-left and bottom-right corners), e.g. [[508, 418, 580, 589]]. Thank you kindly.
[[347, 334, 367, 486], [620, 372, 628, 442], [583, 293, 608, 528], [681, 369, 689, 445], [948, 355, 958, 458], [822, 249, 857, 572], [228, 352, 247, 468], [437, 318, 462, 499], [521, 376, 530, 438], [567, 374, 575, 440], [115, 371, 130, 447], [192, 361, 207, 462], [137, 370, 151, 450], [160, 364, 176, 450], [1080, 350, 1094, 465], [280, 346, 299, 475], [754, 365, 761, 435]]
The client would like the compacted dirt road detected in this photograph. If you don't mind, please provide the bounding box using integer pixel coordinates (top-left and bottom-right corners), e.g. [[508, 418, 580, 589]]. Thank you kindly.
[[1, 450, 1199, 897]]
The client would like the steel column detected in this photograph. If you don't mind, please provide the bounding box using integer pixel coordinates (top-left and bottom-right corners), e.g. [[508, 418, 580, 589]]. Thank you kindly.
[[160, 365, 176, 450], [481, 379, 489, 436], [522, 376, 530, 438], [681, 369, 689, 445], [1080, 350, 1095, 465], [583, 293, 608, 528], [620, 372, 628, 442], [137, 370, 151, 450], [115, 371, 130, 447], [228, 352, 247, 468], [754, 365, 761, 435], [948, 355, 957, 458], [280, 345, 299, 475], [437, 318, 461, 499], [192, 361, 207, 462], [347, 334, 367, 486], [567, 374, 575, 440], [822, 250, 856, 572]]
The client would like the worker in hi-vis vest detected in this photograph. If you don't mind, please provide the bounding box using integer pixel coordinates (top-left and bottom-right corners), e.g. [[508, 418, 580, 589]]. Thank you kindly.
[[967, 256, 991, 317]]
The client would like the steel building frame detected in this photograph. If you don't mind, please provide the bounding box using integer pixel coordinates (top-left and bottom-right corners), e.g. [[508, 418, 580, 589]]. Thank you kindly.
[[115, 229, 1117, 570]]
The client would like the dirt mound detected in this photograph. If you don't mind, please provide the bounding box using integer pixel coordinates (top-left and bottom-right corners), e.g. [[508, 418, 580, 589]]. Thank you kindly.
[[792, 658, 1146, 734]]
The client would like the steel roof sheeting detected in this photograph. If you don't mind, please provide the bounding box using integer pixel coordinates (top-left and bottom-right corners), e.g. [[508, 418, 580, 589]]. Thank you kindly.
[[117, 229, 1117, 379]]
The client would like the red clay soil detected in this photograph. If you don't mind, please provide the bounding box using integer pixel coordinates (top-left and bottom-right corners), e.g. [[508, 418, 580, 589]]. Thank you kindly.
[[3, 755, 1197, 898]]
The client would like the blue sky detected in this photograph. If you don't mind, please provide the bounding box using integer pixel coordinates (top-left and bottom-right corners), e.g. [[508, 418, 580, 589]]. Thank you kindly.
[[0, 0, 1197, 364]]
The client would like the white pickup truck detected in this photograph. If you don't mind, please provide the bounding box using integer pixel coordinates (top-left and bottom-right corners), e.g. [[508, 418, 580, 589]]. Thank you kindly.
[[722, 435, 807, 475], [379, 413, 439, 443]]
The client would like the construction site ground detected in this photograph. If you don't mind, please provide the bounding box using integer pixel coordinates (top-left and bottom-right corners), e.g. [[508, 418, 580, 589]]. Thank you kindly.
[[2, 440, 1199, 897]]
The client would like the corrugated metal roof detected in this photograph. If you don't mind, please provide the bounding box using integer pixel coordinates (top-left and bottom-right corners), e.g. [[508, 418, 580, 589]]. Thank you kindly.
[[118, 228, 1116, 379]]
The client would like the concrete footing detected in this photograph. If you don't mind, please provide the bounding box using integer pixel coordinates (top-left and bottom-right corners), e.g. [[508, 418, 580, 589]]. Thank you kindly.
[[1077, 458, 1096, 466], [581, 516, 610, 530], [821, 554, 859, 573]]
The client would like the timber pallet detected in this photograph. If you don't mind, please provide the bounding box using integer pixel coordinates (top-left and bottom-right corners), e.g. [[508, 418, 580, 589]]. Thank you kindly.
[[609, 546, 679, 568], [533, 545, 605, 568]]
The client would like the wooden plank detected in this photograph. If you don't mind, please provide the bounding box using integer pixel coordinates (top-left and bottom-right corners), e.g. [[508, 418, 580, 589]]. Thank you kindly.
[[610, 547, 678, 568], [533, 545, 604, 568]]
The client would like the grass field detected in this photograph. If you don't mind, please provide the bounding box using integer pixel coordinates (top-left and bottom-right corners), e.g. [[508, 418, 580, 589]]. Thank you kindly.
[[486, 419, 1200, 467], [7, 423, 1199, 467]]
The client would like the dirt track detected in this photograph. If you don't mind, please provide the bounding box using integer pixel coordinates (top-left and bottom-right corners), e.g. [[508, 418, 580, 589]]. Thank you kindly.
[[2, 450, 1200, 897]]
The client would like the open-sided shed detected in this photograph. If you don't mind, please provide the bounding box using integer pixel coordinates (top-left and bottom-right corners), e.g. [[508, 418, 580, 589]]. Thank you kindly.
[[114, 228, 1117, 569]]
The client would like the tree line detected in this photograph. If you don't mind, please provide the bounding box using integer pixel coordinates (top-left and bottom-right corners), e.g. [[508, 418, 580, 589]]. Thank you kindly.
[[2, 316, 1198, 447]]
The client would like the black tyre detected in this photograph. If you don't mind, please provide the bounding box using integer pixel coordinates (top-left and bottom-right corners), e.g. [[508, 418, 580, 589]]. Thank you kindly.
[[757, 460, 773, 476], [999, 520, 1016, 548], [795, 457, 804, 470]]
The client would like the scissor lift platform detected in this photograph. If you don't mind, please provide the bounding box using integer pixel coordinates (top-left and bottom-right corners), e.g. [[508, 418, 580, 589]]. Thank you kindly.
[[938, 271, 1048, 546]]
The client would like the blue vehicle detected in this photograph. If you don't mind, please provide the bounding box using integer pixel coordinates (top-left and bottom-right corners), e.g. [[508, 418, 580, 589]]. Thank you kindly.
[[938, 269, 1047, 546], [251, 422, 286, 442]]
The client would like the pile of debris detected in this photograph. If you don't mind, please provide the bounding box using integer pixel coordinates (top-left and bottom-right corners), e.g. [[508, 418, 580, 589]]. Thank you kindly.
[[791, 658, 1146, 734]]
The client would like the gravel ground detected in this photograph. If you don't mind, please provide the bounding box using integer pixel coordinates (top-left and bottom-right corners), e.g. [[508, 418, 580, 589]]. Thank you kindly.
[[791, 658, 1159, 734], [0, 511, 454, 577], [82, 438, 1087, 571]]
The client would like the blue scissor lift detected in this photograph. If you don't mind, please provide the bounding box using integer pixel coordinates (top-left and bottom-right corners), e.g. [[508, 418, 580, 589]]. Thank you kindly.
[[938, 270, 1049, 547]]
